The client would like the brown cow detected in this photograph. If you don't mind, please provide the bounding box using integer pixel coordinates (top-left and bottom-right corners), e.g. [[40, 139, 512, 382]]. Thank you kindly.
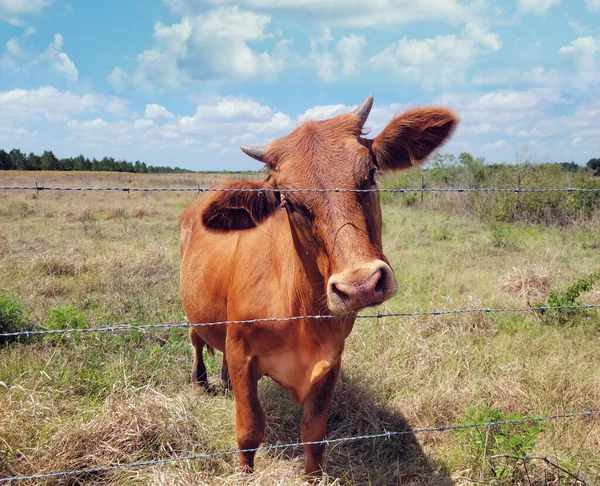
[[179, 96, 458, 475]]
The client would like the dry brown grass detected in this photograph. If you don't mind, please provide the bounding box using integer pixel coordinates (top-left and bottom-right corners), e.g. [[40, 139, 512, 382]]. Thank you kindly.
[[107, 207, 128, 220], [32, 250, 87, 277], [1, 387, 236, 485], [132, 207, 157, 219], [498, 263, 555, 306], [1, 171, 599, 485]]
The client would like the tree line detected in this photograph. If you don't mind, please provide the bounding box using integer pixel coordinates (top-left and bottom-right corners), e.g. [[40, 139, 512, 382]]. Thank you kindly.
[[0, 148, 193, 173], [2, 146, 598, 177]]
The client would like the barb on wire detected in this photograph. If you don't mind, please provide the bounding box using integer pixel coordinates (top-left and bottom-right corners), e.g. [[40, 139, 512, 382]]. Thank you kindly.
[[1, 185, 600, 194], [1, 304, 598, 338], [1, 410, 598, 483]]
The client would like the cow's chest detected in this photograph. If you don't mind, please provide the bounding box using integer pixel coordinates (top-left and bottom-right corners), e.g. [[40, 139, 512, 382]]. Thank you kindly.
[[259, 338, 344, 405]]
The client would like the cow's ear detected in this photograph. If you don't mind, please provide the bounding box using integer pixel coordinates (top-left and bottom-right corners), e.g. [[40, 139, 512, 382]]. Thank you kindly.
[[371, 107, 458, 171], [202, 181, 280, 231]]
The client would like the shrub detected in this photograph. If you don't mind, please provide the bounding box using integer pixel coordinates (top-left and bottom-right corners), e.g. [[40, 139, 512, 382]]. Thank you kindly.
[[0, 295, 28, 343], [490, 224, 521, 250], [537, 268, 600, 325], [432, 227, 452, 241], [46, 304, 87, 343], [456, 405, 550, 482], [379, 162, 600, 227]]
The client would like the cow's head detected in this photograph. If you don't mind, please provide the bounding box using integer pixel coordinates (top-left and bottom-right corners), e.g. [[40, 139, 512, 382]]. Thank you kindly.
[[202, 96, 458, 315]]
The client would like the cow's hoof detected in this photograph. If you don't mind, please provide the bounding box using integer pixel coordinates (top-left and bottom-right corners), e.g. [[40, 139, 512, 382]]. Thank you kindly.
[[192, 382, 218, 396], [236, 464, 254, 474]]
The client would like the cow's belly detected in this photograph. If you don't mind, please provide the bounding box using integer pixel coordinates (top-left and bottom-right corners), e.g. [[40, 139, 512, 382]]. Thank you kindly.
[[259, 348, 341, 404]]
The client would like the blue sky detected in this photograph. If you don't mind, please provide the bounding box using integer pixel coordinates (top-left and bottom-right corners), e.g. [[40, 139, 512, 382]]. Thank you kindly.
[[1, 0, 599, 171]]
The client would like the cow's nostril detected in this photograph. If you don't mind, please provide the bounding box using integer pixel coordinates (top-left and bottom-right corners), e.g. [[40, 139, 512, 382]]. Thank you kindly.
[[331, 283, 351, 306], [374, 270, 385, 295]]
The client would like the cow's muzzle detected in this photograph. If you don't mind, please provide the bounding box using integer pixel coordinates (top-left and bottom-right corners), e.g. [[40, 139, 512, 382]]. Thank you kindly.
[[327, 261, 398, 314]]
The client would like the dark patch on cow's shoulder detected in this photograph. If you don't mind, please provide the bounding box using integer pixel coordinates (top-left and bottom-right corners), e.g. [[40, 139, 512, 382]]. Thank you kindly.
[[203, 207, 258, 231], [201, 182, 280, 232]]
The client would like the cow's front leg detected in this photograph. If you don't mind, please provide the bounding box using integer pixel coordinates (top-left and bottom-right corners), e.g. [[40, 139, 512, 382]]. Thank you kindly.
[[227, 350, 265, 472], [301, 361, 340, 476]]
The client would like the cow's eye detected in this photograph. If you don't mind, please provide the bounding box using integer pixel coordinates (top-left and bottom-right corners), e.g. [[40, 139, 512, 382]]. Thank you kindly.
[[369, 169, 377, 186]]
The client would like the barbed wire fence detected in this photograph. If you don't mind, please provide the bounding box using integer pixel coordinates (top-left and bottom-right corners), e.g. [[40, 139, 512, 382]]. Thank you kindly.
[[1, 304, 599, 339], [1, 183, 599, 482], [1, 410, 599, 483], [1, 184, 600, 193]]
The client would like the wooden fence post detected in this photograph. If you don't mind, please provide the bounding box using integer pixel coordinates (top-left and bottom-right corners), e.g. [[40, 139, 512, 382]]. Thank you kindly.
[[420, 173, 425, 205]]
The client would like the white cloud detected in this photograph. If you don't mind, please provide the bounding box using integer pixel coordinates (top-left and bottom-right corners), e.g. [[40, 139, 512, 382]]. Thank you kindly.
[[176, 96, 293, 140], [310, 28, 366, 82], [369, 23, 501, 87], [0, 0, 53, 21], [134, 119, 154, 129], [297, 103, 350, 122], [0, 86, 128, 125], [185, 7, 285, 79], [23, 25, 36, 36], [296, 99, 410, 136], [3, 32, 79, 81], [517, 0, 561, 14], [6, 37, 28, 58], [62, 95, 295, 168], [0, 88, 299, 169], [4, 84, 598, 169], [144, 104, 175, 120], [559, 36, 599, 63], [584, 0, 600, 10], [36, 33, 78, 81], [165, 0, 483, 28], [337, 35, 366, 77], [108, 48, 183, 92], [197, 97, 274, 121], [153, 18, 191, 57], [558, 36, 599, 88], [483, 139, 507, 149], [431, 88, 600, 162], [463, 122, 494, 134], [109, 7, 288, 91], [435, 89, 565, 130], [522, 66, 561, 87]]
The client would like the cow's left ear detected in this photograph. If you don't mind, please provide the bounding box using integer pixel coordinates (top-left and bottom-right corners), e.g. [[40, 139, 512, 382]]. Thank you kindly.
[[202, 181, 280, 231], [371, 107, 459, 171]]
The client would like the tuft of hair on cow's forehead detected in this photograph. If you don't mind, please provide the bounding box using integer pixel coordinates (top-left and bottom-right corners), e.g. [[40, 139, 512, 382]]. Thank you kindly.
[[266, 113, 371, 184]]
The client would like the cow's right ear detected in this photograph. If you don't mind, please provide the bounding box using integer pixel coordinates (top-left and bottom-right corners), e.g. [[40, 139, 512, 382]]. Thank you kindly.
[[202, 181, 280, 231]]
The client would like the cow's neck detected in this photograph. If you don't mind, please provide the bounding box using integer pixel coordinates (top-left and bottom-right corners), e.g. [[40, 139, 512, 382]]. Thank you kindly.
[[277, 211, 355, 343]]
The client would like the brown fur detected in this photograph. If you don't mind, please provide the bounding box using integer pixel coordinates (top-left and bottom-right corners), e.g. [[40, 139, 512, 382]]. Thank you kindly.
[[179, 99, 459, 476]]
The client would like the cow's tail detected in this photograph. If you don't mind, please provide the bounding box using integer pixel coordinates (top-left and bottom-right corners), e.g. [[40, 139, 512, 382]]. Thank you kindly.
[[206, 344, 215, 356]]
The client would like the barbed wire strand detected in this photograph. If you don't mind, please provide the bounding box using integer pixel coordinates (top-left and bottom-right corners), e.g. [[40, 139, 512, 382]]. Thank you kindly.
[[1, 304, 598, 338], [1, 410, 598, 484], [1, 185, 600, 194]]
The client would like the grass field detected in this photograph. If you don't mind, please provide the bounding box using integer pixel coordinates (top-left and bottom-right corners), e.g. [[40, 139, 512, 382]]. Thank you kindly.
[[1, 171, 599, 485]]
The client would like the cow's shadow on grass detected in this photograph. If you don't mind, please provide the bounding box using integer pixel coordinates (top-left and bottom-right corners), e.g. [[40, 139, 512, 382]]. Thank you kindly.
[[257, 371, 455, 485]]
